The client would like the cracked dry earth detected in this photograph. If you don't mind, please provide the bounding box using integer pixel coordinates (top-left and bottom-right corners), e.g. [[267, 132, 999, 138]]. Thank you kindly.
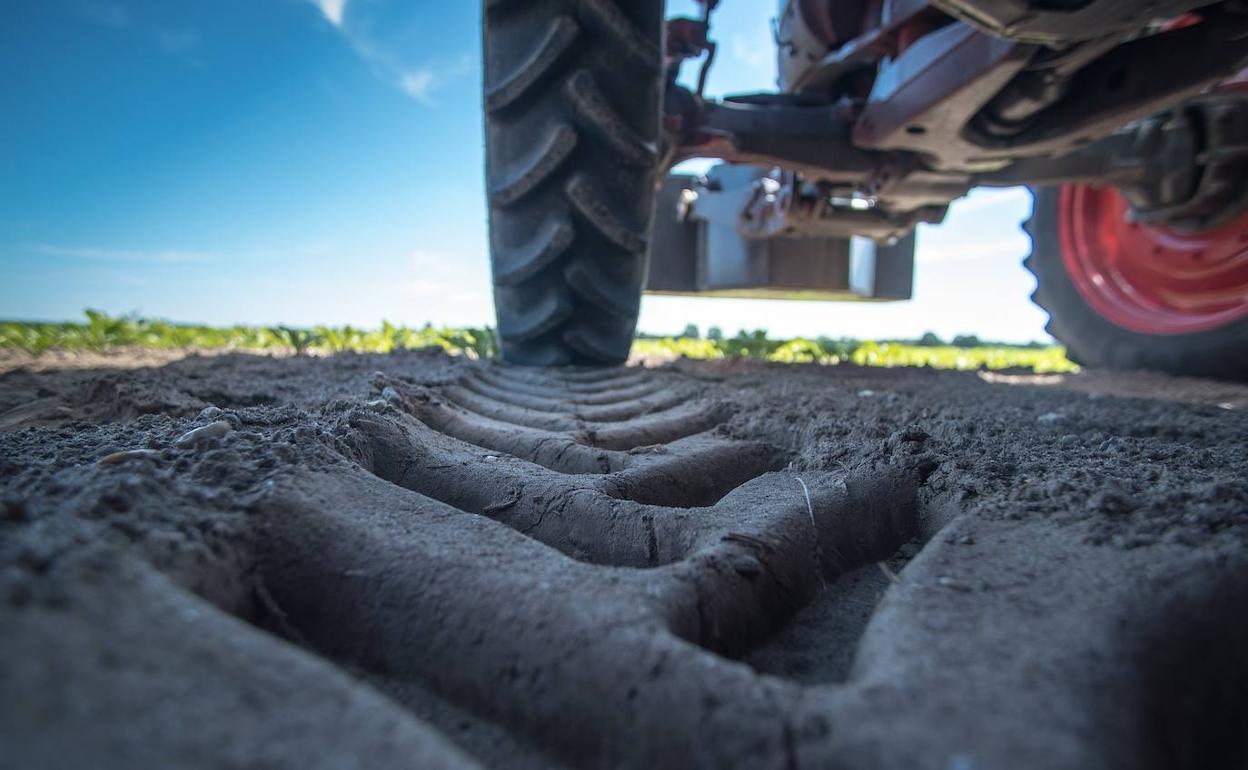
[[2, 351, 1247, 770]]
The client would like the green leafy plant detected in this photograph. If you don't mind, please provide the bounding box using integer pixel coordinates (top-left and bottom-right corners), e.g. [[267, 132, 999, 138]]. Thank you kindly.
[[721, 329, 778, 359], [768, 338, 829, 364], [271, 326, 322, 356], [0, 312, 1077, 373], [315, 325, 362, 354], [82, 309, 138, 350]]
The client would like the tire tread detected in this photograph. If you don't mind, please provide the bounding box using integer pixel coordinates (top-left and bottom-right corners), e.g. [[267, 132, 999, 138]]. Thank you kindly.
[[485, 0, 661, 366]]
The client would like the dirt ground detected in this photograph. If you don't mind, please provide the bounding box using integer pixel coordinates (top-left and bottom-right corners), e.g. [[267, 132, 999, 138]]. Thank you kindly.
[[2, 349, 1246, 769]]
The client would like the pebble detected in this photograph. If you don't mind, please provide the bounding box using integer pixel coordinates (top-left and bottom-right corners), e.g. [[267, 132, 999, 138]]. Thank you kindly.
[[937, 576, 972, 592], [174, 420, 232, 448], [196, 406, 240, 429], [1036, 412, 1063, 424], [98, 449, 159, 465], [857, 389, 876, 397], [381, 387, 403, 405]]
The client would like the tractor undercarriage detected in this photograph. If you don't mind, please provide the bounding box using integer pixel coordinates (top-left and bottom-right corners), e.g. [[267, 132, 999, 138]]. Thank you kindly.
[[480, 0, 1248, 376], [661, 0, 1248, 256]]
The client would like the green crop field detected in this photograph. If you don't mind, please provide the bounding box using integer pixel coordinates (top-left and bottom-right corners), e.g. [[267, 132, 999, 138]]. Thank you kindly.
[[0, 311, 1078, 373]]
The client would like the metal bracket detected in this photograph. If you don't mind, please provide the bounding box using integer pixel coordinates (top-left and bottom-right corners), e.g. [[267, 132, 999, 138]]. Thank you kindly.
[[645, 168, 915, 301]]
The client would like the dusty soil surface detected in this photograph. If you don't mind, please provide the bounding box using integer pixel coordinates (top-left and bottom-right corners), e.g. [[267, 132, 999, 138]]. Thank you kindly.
[[2, 350, 1246, 769]]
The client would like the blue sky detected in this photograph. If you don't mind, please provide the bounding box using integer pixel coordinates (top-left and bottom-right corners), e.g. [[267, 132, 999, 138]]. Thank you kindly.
[[1, 0, 1049, 343]]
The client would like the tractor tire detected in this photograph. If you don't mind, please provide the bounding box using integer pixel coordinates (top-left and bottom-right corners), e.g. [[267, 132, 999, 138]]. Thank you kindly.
[[1025, 185, 1248, 381], [483, 0, 664, 365]]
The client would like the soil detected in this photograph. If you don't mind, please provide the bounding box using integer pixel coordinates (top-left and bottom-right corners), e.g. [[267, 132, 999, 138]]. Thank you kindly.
[[2, 350, 1246, 769]]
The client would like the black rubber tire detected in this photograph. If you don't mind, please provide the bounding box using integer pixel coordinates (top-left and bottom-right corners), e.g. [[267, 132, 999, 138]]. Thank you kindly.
[[1024, 186, 1248, 381], [483, 0, 664, 365]]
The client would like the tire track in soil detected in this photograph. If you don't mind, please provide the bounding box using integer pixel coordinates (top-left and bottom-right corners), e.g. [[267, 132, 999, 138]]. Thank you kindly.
[[3, 355, 1247, 769], [259, 362, 924, 768]]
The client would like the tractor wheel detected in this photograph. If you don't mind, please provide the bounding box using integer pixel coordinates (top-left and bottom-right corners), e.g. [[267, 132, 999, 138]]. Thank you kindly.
[[483, 0, 664, 365], [1024, 185, 1248, 381]]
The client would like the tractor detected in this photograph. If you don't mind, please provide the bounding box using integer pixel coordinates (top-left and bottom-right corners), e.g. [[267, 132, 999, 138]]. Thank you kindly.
[[482, 0, 1248, 379]]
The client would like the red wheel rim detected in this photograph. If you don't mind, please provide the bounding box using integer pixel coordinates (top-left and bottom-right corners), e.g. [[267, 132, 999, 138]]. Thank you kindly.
[[1057, 184, 1248, 335]]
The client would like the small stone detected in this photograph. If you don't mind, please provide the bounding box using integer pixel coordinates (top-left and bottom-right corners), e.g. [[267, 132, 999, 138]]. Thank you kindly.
[[174, 420, 232, 448], [1037, 412, 1063, 424], [957, 534, 975, 546], [1059, 434, 1079, 448], [197, 406, 224, 421], [937, 576, 971, 592], [98, 449, 159, 465], [857, 389, 875, 397], [381, 387, 403, 405]]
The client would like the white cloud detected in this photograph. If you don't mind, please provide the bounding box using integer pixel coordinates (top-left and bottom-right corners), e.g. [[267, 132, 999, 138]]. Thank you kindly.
[[302, 1, 473, 106], [309, 0, 347, 27], [399, 53, 473, 105], [399, 69, 436, 103]]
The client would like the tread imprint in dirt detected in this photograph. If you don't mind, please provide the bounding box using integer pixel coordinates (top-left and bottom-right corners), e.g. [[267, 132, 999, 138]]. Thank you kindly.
[[5, 355, 1248, 770], [261, 363, 934, 769]]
